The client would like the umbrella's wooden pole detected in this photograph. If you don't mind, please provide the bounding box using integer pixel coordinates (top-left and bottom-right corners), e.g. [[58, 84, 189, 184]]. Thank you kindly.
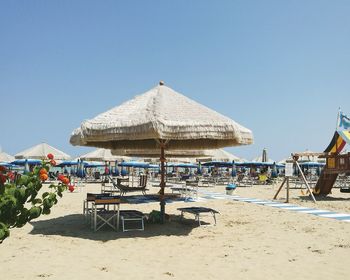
[[160, 143, 166, 223]]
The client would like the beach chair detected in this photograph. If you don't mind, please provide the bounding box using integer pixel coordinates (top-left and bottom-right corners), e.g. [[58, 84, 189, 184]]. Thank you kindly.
[[109, 175, 148, 196], [236, 174, 252, 187], [94, 172, 101, 180], [119, 210, 145, 232], [92, 196, 120, 231], [178, 207, 219, 226], [83, 193, 111, 222], [258, 174, 268, 184], [185, 179, 198, 199]]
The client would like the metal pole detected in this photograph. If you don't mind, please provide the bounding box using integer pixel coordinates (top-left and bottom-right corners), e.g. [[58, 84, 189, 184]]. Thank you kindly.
[[160, 142, 166, 223], [336, 108, 341, 131], [286, 177, 289, 203]]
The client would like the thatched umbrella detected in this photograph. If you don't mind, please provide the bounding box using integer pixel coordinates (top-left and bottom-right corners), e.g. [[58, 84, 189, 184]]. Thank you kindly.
[[196, 149, 242, 163], [80, 148, 131, 162], [0, 151, 15, 162], [112, 148, 209, 158], [70, 82, 253, 221], [15, 143, 71, 160]]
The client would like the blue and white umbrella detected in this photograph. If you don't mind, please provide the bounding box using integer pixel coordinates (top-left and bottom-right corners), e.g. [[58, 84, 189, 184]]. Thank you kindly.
[[197, 161, 202, 175], [76, 159, 86, 178], [231, 160, 237, 177], [113, 160, 120, 176]]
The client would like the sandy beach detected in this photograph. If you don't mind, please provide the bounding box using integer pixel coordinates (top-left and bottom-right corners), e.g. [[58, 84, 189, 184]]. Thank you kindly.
[[1, 182, 350, 280], [2, 1, 350, 279]]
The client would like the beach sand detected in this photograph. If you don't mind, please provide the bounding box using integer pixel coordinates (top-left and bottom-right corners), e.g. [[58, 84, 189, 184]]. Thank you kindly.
[[1, 181, 350, 280]]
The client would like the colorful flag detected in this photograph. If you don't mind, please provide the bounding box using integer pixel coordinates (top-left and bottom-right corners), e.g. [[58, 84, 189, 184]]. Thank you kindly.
[[324, 131, 346, 154], [339, 112, 350, 129]]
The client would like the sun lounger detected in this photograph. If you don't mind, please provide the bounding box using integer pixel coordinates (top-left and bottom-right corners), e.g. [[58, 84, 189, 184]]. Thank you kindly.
[[236, 174, 252, 187], [258, 174, 268, 184], [171, 186, 195, 196], [177, 207, 219, 226], [119, 210, 145, 232], [171, 182, 197, 200], [108, 175, 148, 196]]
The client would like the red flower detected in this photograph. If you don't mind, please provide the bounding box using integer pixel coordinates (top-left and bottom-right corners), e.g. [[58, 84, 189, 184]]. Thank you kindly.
[[68, 185, 75, 192], [57, 174, 65, 181], [47, 153, 54, 160], [7, 171, 15, 180], [50, 159, 56, 166], [0, 174, 7, 184], [39, 168, 47, 175], [0, 166, 6, 172], [61, 177, 70, 185], [39, 173, 48, 181]]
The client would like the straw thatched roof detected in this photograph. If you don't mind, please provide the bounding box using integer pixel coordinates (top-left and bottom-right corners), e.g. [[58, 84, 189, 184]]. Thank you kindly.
[[279, 150, 326, 164], [111, 148, 209, 158], [0, 151, 15, 162], [197, 149, 242, 162], [70, 83, 253, 150], [80, 148, 131, 162], [15, 143, 71, 160], [293, 150, 325, 162], [143, 157, 195, 163], [137, 149, 241, 164]]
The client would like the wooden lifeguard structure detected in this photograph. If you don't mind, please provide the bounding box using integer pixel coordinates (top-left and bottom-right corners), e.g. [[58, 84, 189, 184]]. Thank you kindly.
[[283, 129, 348, 195], [274, 130, 350, 202], [274, 153, 318, 203], [312, 129, 350, 195], [314, 152, 350, 194], [275, 112, 350, 199]]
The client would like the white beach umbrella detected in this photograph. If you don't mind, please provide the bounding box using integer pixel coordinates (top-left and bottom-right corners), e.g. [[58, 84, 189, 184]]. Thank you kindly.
[[252, 156, 275, 163], [70, 82, 253, 221], [15, 143, 71, 160], [80, 148, 131, 162], [278, 157, 291, 165], [0, 151, 15, 162], [251, 148, 272, 163], [295, 149, 326, 163], [196, 149, 242, 162], [112, 148, 209, 158], [124, 149, 211, 164], [279, 150, 326, 164], [162, 157, 195, 163]]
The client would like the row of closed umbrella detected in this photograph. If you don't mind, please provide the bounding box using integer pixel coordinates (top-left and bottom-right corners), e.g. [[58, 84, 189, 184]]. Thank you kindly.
[[1, 144, 320, 170], [1, 144, 245, 164], [2, 82, 324, 222]]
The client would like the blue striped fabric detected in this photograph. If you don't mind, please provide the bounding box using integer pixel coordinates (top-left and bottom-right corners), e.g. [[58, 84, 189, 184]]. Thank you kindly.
[[119, 191, 350, 223], [198, 190, 350, 223]]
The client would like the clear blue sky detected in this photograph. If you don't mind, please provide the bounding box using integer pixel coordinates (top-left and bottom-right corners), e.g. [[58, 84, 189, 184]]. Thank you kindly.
[[1, 0, 350, 161]]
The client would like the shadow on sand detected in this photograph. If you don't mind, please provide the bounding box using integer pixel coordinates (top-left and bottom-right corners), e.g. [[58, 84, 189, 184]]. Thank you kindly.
[[298, 195, 350, 202], [29, 214, 200, 241]]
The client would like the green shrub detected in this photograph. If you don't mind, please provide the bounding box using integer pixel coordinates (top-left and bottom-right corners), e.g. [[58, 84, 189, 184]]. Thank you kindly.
[[0, 154, 70, 243]]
